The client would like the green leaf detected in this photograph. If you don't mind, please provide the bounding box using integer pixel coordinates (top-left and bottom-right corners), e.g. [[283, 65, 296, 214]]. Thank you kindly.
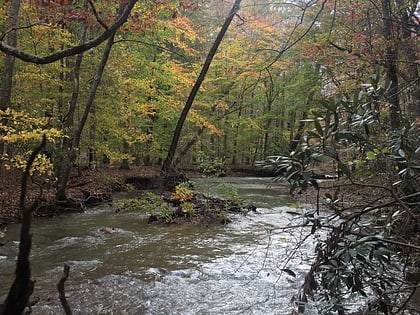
[[314, 119, 323, 137], [338, 161, 351, 177], [324, 146, 338, 158], [366, 151, 376, 160], [320, 100, 337, 112], [310, 179, 320, 191]]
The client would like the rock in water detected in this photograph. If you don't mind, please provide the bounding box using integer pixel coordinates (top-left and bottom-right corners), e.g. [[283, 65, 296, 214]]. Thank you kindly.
[[99, 227, 116, 234]]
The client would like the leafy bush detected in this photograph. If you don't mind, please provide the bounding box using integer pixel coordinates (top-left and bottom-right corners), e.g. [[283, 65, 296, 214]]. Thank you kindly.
[[196, 151, 226, 177], [117, 192, 173, 223], [180, 201, 195, 217], [258, 78, 420, 314], [170, 182, 194, 202], [1, 108, 61, 177]]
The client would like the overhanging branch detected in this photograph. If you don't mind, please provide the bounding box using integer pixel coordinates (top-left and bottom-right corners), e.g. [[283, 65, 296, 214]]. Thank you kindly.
[[0, 0, 137, 64]]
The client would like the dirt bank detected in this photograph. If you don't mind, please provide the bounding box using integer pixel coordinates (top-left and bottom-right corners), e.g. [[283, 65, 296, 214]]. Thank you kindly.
[[0, 166, 161, 226]]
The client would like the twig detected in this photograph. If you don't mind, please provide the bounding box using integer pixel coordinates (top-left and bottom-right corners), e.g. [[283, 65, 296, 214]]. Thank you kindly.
[[390, 188, 417, 220], [88, 0, 109, 30], [0, 22, 51, 41], [344, 198, 397, 221], [374, 237, 420, 252]]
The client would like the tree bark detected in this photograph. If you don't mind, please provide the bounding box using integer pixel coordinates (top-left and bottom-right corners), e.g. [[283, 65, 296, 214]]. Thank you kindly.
[[0, 0, 21, 158], [55, 0, 124, 200], [55, 1, 89, 200], [262, 68, 279, 156], [289, 111, 308, 152], [57, 264, 72, 315], [175, 127, 204, 165], [56, 31, 116, 200], [2, 136, 46, 315], [381, 0, 400, 129], [396, 0, 420, 119], [161, 0, 242, 179]]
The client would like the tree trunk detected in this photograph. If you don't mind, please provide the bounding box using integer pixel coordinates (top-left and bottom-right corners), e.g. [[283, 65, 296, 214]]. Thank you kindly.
[[0, 0, 21, 159], [161, 0, 242, 181], [231, 106, 242, 166], [262, 68, 278, 156], [289, 112, 308, 152], [175, 127, 204, 165], [55, 1, 89, 200], [396, 0, 420, 119], [120, 139, 130, 170], [56, 31, 117, 200], [381, 0, 400, 129], [289, 85, 317, 151], [88, 105, 97, 170], [2, 136, 46, 315]]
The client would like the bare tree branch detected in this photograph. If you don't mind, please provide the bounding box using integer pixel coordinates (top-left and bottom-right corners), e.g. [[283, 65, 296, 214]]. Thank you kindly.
[[267, 0, 327, 67], [0, 0, 137, 64], [88, 0, 109, 30]]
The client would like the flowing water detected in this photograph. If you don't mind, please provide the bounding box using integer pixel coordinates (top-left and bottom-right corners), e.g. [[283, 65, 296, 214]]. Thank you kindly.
[[0, 177, 319, 314]]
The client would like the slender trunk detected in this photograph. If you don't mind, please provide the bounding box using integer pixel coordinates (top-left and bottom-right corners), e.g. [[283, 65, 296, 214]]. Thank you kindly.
[[289, 87, 317, 151], [262, 68, 278, 156], [0, 0, 21, 159], [263, 102, 274, 156], [263, 131, 269, 157], [175, 127, 204, 165], [88, 105, 97, 170], [56, 32, 116, 200], [0, 0, 20, 110], [396, 0, 420, 119], [69, 26, 115, 147], [120, 139, 130, 169], [381, 0, 400, 129], [289, 112, 308, 152], [2, 136, 46, 314], [55, 1, 88, 200], [57, 23, 68, 125], [161, 0, 242, 178], [232, 107, 242, 166]]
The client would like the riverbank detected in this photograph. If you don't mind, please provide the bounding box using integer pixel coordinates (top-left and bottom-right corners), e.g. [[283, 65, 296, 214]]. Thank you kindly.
[[0, 165, 271, 226], [0, 165, 162, 226], [0, 164, 415, 227]]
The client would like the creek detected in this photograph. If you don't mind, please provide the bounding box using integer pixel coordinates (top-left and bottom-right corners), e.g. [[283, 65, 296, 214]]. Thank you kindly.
[[0, 177, 320, 314]]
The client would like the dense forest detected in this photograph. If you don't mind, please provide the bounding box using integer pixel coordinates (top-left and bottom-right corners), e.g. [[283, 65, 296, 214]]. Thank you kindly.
[[0, 0, 418, 192], [0, 0, 419, 314]]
